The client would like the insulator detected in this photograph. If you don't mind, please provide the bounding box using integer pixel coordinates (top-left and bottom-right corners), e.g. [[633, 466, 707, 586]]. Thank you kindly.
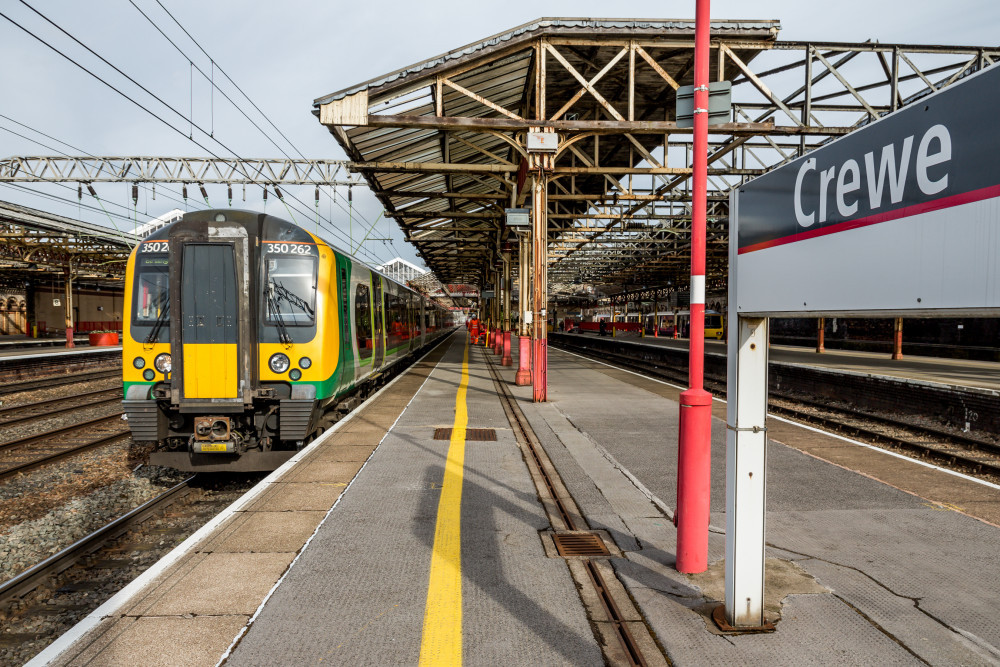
[[131, 184, 138, 205], [263, 186, 268, 202], [152, 184, 156, 200], [183, 185, 188, 200], [78, 184, 82, 200], [242, 184, 246, 201], [314, 186, 319, 204], [348, 185, 353, 202], [87, 184, 97, 197], [199, 185, 208, 201], [274, 186, 283, 200], [228, 186, 233, 205]]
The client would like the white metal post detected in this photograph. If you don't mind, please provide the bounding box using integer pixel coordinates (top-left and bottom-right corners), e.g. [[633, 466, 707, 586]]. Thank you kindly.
[[725, 314, 769, 627]]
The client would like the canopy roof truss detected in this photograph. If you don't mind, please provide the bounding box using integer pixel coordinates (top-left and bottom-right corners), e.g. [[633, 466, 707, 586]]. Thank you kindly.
[[320, 18, 997, 300]]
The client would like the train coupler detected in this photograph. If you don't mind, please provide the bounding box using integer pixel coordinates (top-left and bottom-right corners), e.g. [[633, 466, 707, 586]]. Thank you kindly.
[[189, 416, 245, 454]]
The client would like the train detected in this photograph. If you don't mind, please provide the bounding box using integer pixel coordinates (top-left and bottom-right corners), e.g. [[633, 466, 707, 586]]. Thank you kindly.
[[121, 209, 455, 472], [643, 310, 725, 339]]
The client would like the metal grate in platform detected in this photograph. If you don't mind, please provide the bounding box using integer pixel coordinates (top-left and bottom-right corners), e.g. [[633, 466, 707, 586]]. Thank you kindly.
[[433, 428, 497, 441], [553, 532, 610, 557]]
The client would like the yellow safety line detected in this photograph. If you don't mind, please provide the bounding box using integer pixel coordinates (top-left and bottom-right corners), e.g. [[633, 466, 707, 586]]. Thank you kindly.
[[419, 338, 469, 666]]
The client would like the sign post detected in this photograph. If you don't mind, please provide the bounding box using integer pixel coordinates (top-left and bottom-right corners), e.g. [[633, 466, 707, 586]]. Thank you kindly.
[[728, 63, 1000, 628]]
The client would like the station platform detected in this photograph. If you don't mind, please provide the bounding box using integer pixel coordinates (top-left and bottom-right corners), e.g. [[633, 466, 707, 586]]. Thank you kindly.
[[31, 331, 1000, 665], [578, 332, 1000, 392]]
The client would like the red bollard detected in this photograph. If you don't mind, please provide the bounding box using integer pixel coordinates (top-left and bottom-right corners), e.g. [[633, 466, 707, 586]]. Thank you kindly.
[[501, 331, 512, 366], [65, 325, 75, 349], [515, 335, 531, 385], [494, 328, 502, 355], [676, 388, 712, 572]]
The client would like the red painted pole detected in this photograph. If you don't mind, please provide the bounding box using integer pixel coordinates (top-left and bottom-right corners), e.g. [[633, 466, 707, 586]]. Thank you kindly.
[[676, 0, 712, 574], [502, 331, 512, 366], [515, 335, 531, 385]]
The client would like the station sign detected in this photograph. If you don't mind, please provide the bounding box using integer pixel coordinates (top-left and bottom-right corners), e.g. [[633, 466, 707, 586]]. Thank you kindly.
[[732, 65, 1000, 317]]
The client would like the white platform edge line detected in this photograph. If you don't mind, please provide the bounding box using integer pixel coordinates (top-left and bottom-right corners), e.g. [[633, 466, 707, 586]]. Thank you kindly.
[[28, 333, 456, 667], [215, 335, 454, 665], [553, 346, 1000, 492]]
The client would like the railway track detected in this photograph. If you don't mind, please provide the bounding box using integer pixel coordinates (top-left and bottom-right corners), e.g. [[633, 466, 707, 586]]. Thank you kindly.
[[0, 414, 130, 480], [0, 473, 263, 663], [550, 338, 1000, 482], [483, 347, 656, 666], [0, 388, 122, 427], [0, 476, 195, 605], [0, 369, 120, 397]]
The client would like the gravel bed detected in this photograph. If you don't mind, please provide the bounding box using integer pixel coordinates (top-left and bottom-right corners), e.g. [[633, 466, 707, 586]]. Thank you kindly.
[[0, 376, 120, 412], [0, 387, 125, 449]]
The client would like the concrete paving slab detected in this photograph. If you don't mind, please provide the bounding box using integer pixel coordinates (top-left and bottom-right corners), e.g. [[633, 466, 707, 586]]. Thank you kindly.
[[143, 552, 293, 616], [241, 481, 346, 512], [311, 444, 380, 462], [281, 459, 365, 483], [206, 510, 326, 553], [57, 616, 249, 667]]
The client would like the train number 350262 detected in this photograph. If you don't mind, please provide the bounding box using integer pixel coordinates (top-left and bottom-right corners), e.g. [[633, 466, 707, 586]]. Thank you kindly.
[[266, 243, 313, 255]]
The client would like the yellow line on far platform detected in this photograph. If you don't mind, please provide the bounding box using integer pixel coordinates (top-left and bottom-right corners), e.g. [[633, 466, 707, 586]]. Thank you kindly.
[[419, 338, 469, 666]]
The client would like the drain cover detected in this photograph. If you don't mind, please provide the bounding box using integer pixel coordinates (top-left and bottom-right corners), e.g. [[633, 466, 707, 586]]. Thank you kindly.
[[433, 428, 496, 441], [553, 532, 610, 557]]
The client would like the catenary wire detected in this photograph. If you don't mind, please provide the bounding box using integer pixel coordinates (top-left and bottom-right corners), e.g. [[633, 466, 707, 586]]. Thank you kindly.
[[2, 7, 389, 265]]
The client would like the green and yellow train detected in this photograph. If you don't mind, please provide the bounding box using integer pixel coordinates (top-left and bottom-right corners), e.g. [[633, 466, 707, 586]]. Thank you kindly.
[[122, 209, 454, 472]]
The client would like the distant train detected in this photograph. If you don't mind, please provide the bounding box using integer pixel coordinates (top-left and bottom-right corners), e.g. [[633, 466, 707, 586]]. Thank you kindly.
[[121, 210, 455, 472], [643, 310, 725, 339]]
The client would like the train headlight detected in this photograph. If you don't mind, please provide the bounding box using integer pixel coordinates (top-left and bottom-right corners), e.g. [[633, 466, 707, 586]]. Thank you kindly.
[[269, 353, 290, 373], [154, 353, 172, 373], [143, 369, 155, 381], [289, 368, 302, 381], [133, 357, 146, 369], [298, 357, 312, 369]]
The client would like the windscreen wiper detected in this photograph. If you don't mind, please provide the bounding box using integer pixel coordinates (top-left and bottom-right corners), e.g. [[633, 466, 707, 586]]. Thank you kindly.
[[266, 282, 294, 346], [144, 296, 170, 345], [270, 280, 314, 318]]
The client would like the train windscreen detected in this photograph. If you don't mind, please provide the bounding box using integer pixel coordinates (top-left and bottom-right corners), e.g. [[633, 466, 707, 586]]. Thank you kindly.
[[265, 256, 317, 326], [132, 254, 170, 338]]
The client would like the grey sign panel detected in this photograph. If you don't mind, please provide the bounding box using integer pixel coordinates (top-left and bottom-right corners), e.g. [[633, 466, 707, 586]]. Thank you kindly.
[[733, 65, 1000, 316], [505, 208, 530, 227], [676, 81, 732, 128], [737, 65, 1000, 254]]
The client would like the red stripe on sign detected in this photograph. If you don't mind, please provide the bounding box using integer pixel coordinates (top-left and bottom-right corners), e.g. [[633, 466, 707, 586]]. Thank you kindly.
[[738, 183, 1000, 255]]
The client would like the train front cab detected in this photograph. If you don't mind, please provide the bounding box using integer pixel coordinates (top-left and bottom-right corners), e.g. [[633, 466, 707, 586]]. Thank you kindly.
[[123, 212, 334, 472]]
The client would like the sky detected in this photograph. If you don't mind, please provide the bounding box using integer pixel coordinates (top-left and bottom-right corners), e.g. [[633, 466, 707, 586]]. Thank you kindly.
[[1, 0, 998, 271]]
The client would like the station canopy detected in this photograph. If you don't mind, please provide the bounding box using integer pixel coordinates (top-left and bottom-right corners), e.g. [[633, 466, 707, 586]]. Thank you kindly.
[[313, 17, 998, 303], [0, 200, 134, 292]]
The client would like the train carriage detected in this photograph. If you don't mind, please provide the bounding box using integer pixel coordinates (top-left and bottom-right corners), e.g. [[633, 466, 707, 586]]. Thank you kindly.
[[122, 209, 453, 472]]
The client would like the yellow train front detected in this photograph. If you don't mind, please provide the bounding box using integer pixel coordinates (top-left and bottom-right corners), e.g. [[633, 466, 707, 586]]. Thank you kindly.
[[122, 209, 453, 472]]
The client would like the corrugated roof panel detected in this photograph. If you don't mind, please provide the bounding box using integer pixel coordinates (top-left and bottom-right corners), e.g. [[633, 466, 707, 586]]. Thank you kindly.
[[314, 18, 779, 106]]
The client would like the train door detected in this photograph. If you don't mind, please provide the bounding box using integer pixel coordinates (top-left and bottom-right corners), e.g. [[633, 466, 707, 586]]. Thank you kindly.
[[371, 275, 385, 368], [179, 243, 239, 399], [339, 265, 354, 390]]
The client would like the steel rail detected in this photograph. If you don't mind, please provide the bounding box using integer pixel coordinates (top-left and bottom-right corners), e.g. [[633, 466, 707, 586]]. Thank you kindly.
[[0, 476, 195, 604], [0, 369, 121, 397], [0, 388, 122, 426]]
